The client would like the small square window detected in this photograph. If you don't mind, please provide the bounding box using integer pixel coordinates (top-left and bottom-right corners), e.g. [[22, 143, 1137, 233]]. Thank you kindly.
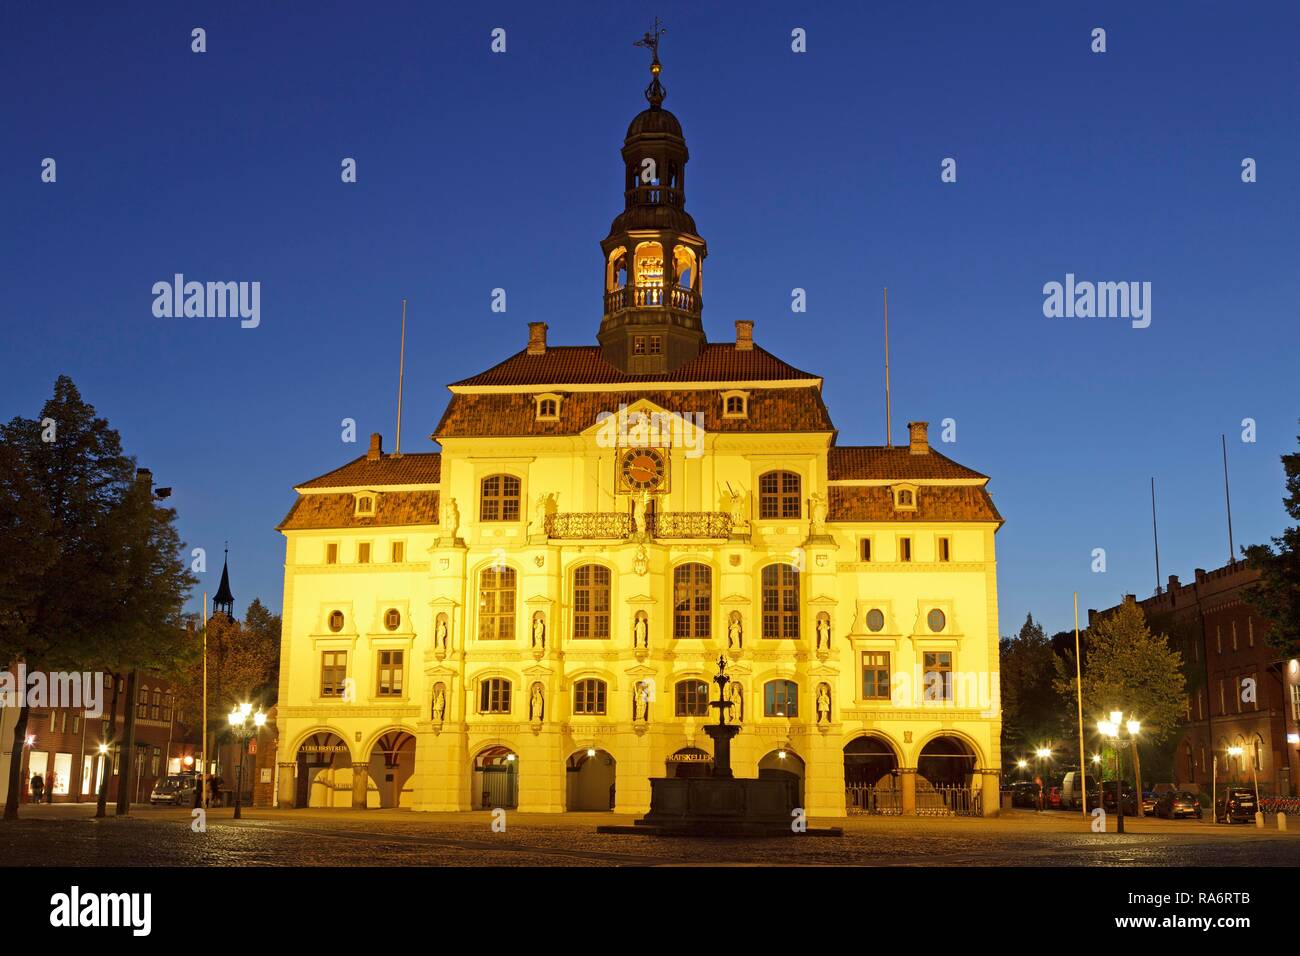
[[649, 335, 662, 354], [633, 336, 646, 355]]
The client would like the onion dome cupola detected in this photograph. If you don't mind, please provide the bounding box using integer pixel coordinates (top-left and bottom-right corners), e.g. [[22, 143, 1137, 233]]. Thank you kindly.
[[599, 21, 708, 375]]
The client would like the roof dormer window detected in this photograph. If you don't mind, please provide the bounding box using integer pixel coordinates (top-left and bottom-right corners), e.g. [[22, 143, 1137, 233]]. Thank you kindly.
[[892, 484, 918, 512], [354, 492, 378, 517], [535, 392, 563, 421], [721, 390, 749, 420]]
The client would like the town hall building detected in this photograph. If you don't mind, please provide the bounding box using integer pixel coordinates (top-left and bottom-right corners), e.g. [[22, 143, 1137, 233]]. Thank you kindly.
[[272, 43, 1005, 818]]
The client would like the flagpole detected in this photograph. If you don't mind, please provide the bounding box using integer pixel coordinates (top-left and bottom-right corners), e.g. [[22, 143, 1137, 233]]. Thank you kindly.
[[1074, 592, 1086, 821], [883, 287, 892, 447], [202, 593, 208, 811], [395, 298, 407, 456], [1221, 434, 1235, 565]]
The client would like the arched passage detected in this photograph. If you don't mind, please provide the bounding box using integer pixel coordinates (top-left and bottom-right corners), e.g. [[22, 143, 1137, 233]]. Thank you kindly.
[[472, 745, 518, 810], [916, 734, 980, 816], [844, 734, 900, 814], [367, 730, 416, 809], [566, 748, 616, 811], [758, 748, 804, 809], [294, 731, 351, 808]]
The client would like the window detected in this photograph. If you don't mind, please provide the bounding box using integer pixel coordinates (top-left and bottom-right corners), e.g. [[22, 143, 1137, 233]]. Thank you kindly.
[[865, 608, 885, 633], [927, 608, 946, 632], [384, 608, 401, 631], [573, 564, 611, 639], [723, 393, 747, 418], [478, 566, 517, 640], [326, 543, 339, 565], [898, 489, 914, 507], [1232, 622, 1238, 651], [1216, 625, 1222, 654], [673, 563, 712, 639], [648, 335, 662, 354], [479, 678, 512, 714], [1218, 679, 1225, 715], [859, 538, 872, 562], [764, 680, 799, 717], [761, 563, 800, 639], [898, 537, 913, 562], [923, 651, 953, 702], [328, 610, 345, 632], [1250, 673, 1259, 710], [1248, 618, 1254, 647], [758, 471, 801, 519], [356, 495, 375, 516], [137, 685, 149, 719], [1291, 684, 1300, 722], [320, 652, 347, 696], [391, 540, 405, 563], [480, 474, 521, 522], [675, 680, 711, 717], [162, 695, 172, 723], [633, 336, 646, 355], [151, 689, 161, 720], [376, 650, 404, 697], [538, 398, 558, 418], [357, 542, 371, 564], [151, 747, 161, 777], [937, 537, 951, 562], [573, 679, 607, 716], [862, 652, 890, 700], [71, 715, 80, 734]]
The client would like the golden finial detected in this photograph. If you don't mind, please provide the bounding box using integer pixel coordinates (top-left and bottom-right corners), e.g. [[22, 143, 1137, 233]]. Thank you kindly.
[[634, 17, 667, 107]]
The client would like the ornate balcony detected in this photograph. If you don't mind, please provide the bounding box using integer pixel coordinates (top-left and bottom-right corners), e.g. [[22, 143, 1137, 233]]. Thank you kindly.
[[649, 511, 733, 539], [545, 512, 634, 540], [603, 284, 701, 316]]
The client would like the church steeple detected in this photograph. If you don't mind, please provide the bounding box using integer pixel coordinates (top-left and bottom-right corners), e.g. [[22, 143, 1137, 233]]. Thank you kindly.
[[213, 546, 235, 620], [598, 21, 708, 375]]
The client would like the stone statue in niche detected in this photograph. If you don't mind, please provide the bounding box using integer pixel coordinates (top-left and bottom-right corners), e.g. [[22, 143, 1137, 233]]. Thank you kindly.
[[809, 491, 828, 535], [632, 491, 649, 536], [442, 497, 460, 539], [529, 682, 545, 721], [816, 613, 832, 652], [531, 613, 546, 650], [533, 492, 558, 534], [632, 611, 649, 649], [727, 681, 744, 723], [434, 614, 449, 653], [727, 612, 743, 650], [816, 683, 832, 724], [431, 683, 446, 722], [632, 681, 651, 722]]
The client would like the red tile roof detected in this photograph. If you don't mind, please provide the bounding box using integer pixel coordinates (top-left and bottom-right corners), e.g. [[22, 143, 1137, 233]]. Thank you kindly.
[[828, 446, 988, 481], [296, 452, 441, 489], [277, 491, 439, 531], [450, 344, 820, 387], [829, 485, 1003, 524]]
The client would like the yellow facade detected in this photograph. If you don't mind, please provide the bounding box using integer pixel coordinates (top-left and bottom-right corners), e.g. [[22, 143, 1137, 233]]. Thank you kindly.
[[273, 71, 1004, 819]]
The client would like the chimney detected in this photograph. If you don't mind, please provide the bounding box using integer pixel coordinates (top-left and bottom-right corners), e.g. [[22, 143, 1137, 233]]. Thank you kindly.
[[1194, 568, 1207, 584], [907, 421, 929, 455], [367, 433, 383, 461], [527, 322, 548, 355], [1123, 594, 1136, 605], [135, 467, 153, 488], [1167, 574, 1180, 592], [734, 320, 754, 351]]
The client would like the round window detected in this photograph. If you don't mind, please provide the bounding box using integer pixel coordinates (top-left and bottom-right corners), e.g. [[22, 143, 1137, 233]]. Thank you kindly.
[[328, 610, 344, 632], [866, 609, 885, 633], [384, 608, 401, 631], [927, 609, 946, 632]]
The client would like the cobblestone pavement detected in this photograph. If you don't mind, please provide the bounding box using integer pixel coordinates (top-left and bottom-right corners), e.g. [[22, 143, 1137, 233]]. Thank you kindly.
[[2, 804, 1299, 866]]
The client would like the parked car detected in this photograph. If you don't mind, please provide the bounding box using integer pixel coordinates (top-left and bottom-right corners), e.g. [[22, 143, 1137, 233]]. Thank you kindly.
[[1215, 787, 1258, 823], [1100, 783, 1135, 812], [1010, 781, 1039, 807], [149, 774, 198, 806], [1154, 790, 1203, 819], [1122, 790, 1158, 816], [1060, 772, 1103, 810]]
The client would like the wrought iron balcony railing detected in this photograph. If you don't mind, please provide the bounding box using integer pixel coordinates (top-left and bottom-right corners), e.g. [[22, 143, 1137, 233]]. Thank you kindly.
[[545, 512, 634, 540], [649, 511, 733, 539]]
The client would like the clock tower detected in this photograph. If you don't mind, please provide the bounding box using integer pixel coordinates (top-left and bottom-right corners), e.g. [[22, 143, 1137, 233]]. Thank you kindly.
[[598, 24, 707, 375]]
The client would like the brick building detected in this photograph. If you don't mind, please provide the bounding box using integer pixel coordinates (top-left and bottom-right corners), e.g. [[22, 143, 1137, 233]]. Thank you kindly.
[[1090, 561, 1300, 797]]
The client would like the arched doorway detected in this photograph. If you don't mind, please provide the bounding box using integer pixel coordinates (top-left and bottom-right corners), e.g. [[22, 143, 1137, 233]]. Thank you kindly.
[[844, 735, 900, 814], [294, 731, 351, 808], [665, 746, 712, 778], [758, 749, 804, 808], [917, 734, 980, 816], [368, 731, 416, 808], [472, 745, 518, 810], [566, 749, 616, 811]]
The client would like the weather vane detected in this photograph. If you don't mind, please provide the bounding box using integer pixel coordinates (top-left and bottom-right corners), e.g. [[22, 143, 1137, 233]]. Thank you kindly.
[[634, 17, 667, 107]]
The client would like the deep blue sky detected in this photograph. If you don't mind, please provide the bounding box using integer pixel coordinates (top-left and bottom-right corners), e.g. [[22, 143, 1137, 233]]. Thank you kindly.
[[3, 2, 1297, 635]]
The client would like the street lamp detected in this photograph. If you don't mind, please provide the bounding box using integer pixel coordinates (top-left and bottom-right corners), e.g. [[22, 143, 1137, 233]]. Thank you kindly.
[[1099, 713, 1141, 833], [1035, 747, 1052, 811], [1226, 744, 1262, 827], [226, 704, 266, 820]]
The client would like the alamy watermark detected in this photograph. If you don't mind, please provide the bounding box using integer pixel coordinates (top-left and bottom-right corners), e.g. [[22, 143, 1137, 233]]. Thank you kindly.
[[152, 274, 260, 328], [1042, 273, 1150, 329], [0, 666, 104, 718], [594, 403, 705, 459]]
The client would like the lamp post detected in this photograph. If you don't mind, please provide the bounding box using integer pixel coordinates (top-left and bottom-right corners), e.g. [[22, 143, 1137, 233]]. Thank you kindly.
[[226, 703, 266, 820], [1035, 747, 1052, 811], [1099, 712, 1141, 834], [1226, 744, 1263, 827]]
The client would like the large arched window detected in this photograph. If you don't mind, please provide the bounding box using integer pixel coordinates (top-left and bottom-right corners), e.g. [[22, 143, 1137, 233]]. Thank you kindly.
[[673, 563, 712, 639], [764, 680, 799, 717], [573, 679, 607, 716], [758, 470, 801, 519], [675, 680, 711, 717], [480, 474, 521, 522], [478, 566, 517, 640], [761, 563, 800, 639], [573, 564, 611, 639]]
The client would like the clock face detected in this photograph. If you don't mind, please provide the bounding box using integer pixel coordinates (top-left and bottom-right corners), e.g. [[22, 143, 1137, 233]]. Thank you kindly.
[[620, 447, 667, 492]]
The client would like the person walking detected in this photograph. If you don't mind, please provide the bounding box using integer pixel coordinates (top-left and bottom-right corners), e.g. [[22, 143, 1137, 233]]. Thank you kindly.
[[30, 772, 45, 804]]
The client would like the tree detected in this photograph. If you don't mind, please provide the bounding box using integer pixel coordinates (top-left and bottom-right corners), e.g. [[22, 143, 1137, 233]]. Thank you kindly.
[[1243, 425, 1300, 656], [0, 377, 194, 819], [1054, 600, 1186, 815], [999, 614, 1066, 758]]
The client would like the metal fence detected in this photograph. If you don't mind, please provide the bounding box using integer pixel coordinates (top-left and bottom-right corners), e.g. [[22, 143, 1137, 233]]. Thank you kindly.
[[846, 783, 903, 815], [847, 782, 982, 817]]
